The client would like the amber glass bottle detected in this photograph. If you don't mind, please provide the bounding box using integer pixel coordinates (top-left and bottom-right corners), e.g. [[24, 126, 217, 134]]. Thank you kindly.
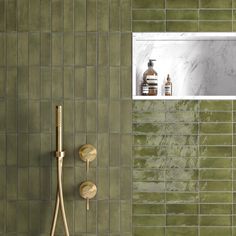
[[165, 74, 172, 96]]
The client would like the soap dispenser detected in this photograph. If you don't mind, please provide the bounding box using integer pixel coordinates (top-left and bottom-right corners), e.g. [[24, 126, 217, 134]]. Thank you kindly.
[[142, 59, 158, 96]]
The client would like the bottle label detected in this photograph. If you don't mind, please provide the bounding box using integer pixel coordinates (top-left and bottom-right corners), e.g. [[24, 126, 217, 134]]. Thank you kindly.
[[146, 75, 158, 84], [165, 85, 171, 94]]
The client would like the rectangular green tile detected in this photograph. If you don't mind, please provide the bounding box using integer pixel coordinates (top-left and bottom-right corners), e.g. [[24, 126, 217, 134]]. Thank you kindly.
[[166, 204, 198, 214], [64, 67, 74, 99], [110, 67, 120, 99], [200, 10, 232, 20], [18, 168, 29, 200], [29, 0, 40, 31], [167, 10, 198, 20], [167, 111, 198, 122], [52, 33, 63, 65], [200, 169, 232, 180], [0, 69, 5, 98], [97, 168, 109, 199], [200, 158, 231, 168], [7, 99, 17, 132], [133, 227, 165, 236], [133, 192, 165, 204], [132, 0, 165, 8], [132, 21, 166, 32], [200, 135, 232, 145], [201, 227, 231, 236], [98, 33, 109, 66], [109, 33, 120, 66], [17, 201, 29, 233], [40, 101, 51, 132], [87, 33, 97, 65], [18, 100, 28, 132], [64, 0, 73, 31], [40, 67, 51, 99], [74, 67, 85, 99], [97, 200, 109, 233], [41, 33, 51, 66], [167, 0, 198, 8], [166, 169, 198, 180], [166, 227, 198, 236], [29, 33, 40, 66], [29, 67, 40, 99], [98, 100, 109, 132], [52, 67, 63, 98], [7, 167, 17, 199], [201, 204, 232, 214], [200, 123, 232, 134], [87, 0, 97, 31], [200, 192, 232, 203], [18, 33, 28, 65], [199, 21, 232, 32], [75, 0, 86, 31], [0, 1, 5, 32], [133, 111, 165, 123], [167, 215, 198, 226], [41, 0, 51, 31], [133, 10, 165, 21], [64, 101, 74, 133], [166, 193, 198, 203], [200, 111, 232, 122], [133, 204, 165, 214], [7, 0, 17, 31], [29, 101, 40, 132], [121, 0, 131, 31], [121, 201, 132, 232], [110, 201, 120, 232], [122, 33, 131, 67], [200, 181, 232, 191], [110, 101, 120, 132], [51, 0, 63, 31], [17, 0, 28, 31], [121, 100, 132, 133], [200, 146, 232, 157], [167, 21, 198, 32], [110, 0, 120, 31], [86, 100, 97, 133], [133, 100, 165, 112], [7, 33, 17, 66], [7, 201, 17, 232], [200, 0, 232, 8], [64, 33, 74, 65], [200, 101, 232, 111], [121, 66, 131, 98], [133, 215, 165, 226], [201, 216, 231, 226]]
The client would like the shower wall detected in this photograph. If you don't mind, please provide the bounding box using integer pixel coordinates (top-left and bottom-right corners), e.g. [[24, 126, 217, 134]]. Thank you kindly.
[[132, 0, 236, 236], [0, 0, 132, 235]]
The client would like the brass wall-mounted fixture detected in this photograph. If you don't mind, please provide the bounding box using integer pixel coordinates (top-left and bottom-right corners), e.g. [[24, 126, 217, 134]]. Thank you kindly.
[[79, 144, 97, 172], [80, 181, 97, 210], [50, 106, 70, 236]]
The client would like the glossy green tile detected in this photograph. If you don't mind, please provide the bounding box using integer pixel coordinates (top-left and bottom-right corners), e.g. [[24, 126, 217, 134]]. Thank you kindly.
[[121, 100, 132, 133], [166, 181, 198, 192], [166, 169, 198, 180], [7, 33, 17, 66], [18, 134, 28, 166], [18, 168, 29, 200], [201, 204, 232, 214], [18, 100, 28, 132], [28, 134, 40, 167], [122, 33, 131, 67], [97, 200, 109, 233], [121, 0, 131, 31], [7, 0, 17, 31], [0, 101, 5, 133], [0, 167, 6, 199], [51, 0, 63, 31], [132, 21, 166, 32], [7, 99, 17, 132], [110, 201, 120, 232], [40, 101, 51, 132], [200, 135, 232, 145], [64, 0, 73, 31], [201, 215, 231, 226], [87, 0, 97, 31], [133, 204, 165, 214], [40, 0, 51, 31], [200, 101, 232, 111], [64, 67, 74, 99], [121, 66, 131, 99], [64, 33, 74, 65], [199, 21, 232, 31], [52, 67, 63, 98], [40, 67, 51, 99], [133, 100, 165, 112], [87, 33, 97, 65], [75, 101, 86, 132], [75, 34, 86, 66], [167, 215, 198, 226], [110, 101, 120, 132], [134, 215, 165, 226], [6, 134, 16, 166], [0, 1, 5, 32], [167, 204, 198, 214], [29, 201, 41, 233], [133, 10, 165, 21], [18, 0, 28, 31], [133, 123, 164, 134], [74, 67, 85, 99], [121, 134, 132, 167], [7, 167, 17, 200], [166, 124, 198, 135], [200, 181, 232, 191], [200, 158, 231, 168], [17, 201, 29, 233], [133, 192, 165, 204], [200, 192, 232, 203], [200, 10, 232, 20], [133, 111, 165, 123], [29, 67, 40, 99], [98, 100, 109, 132], [132, 0, 165, 8], [200, 123, 232, 134], [167, 111, 198, 122], [110, 0, 120, 31], [86, 100, 97, 133], [121, 168, 132, 199], [29, 0, 40, 31], [167, 21, 198, 32], [133, 146, 166, 158], [98, 66, 108, 99], [109, 33, 120, 66], [52, 33, 63, 65], [29, 33, 40, 66], [167, 10, 198, 20], [200, 0, 232, 8], [166, 192, 198, 203], [110, 67, 120, 99], [200, 111, 232, 122], [98, 34, 109, 66], [201, 227, 232, 236], [7, 201, 17, 232], [110, 134, 120, 166], [75, 200, 86, 233], [166, 227, 198, 236], [0, 36, 5, 67], [121, 201, 132, 232], [29, 101, 40, 132], [64, 101, 74, 133], [167, 0, 198, 8], [75, 0, 86, 31], [18, 33, 28, 66], [133, 227, 165, 236], [200, 169, 232, 180], [6, 68, 17, 97], [41, 33, 51, 66], [200, 146, 232, 157]]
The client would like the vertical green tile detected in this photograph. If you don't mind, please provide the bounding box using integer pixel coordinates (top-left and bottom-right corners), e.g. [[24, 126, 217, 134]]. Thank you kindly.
[[75, 200, 86, 233], [64, 67, 74, 99], [98, 200, 109, 233], [6, 68, 17, 97], [18, 134, 28, 166], [18, 0, 29, 31], [75, 34, 86, 66], [98, 33, 109, 66], [40, 134, 51, 166], [29, 33, 40, 66], [110, 0, 120, 31], [75, 100, 86, 132], [0, 0, 5, 31], [98, 133, 109, 167], [87, 33, 97, 65], [121, 0, 131, 32], [7, 167, 17, 199], [86, 100, 97, 133], [7, 201, 17, 232], [41, 0, 51, 31], [18, 168, 29, 200], [97, 168, 109, 199], [29, 0, 40, 31], [29, 134, 40, 166], [40, 167, 51, 200], [7, 0, 17, 31], [87, 201, 97, 233], [121, 33, 131, 66], [0, 167, 6, 198], [121, 66, 131, 98], [52, 0, 63, 31], [75, 67, 85, 99], [64, 0, 74, 31], [98, 100, 109, 132], [0, 69, 5, 98], [121, 100, 132, 133], [41, 33, 51, 66], [41, 67, 52, 99], [29, 67, 40, 99], [52, 33, 63, 65], [18, 33, 28, 66], [18, 67, 28, 99], [120, 134, 132, 167], [110, 33, 120, 66], [39, 201, 51, 233], [41, 101, 51, 132], [29, 101, 40, 132], [87, 0, 97, 31], [110, 67, 120, 99], [98, 66, 109, 99], [110, 101, 120, 132], [6, 134, 17, 166], [0, 135, 6, 166], [121, 167, 131, 200], [64, 101, 74, 133], [87, 66, 97, 99], [17, 201, 29, 233], [7, 33, 17, 66], [110, 201, 120, 232], [29, 201, 40, 233], [18, 100, 28, 133], [6, 99, 17, 132], [64, 33, 74, 65], [52, 67, 63, 98], [121, 201, 132, 232], [74, 0, 86, 31], [110, 134, 120, 166], [110, 167, 120, 199], [97, 0, 109, 31]]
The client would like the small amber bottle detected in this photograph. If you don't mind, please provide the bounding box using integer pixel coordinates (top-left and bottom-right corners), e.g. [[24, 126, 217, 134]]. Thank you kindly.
[[165, 74, 172, 96]]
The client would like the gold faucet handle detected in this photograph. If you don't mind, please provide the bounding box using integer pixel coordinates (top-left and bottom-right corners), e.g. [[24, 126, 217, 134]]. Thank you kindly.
[[79, 144, 97, 173], [79, 181, 97, 211]]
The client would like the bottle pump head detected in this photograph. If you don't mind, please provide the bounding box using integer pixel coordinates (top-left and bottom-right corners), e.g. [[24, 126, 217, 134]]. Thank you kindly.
[[148, 59, 156, 67], [167, 74, 171, 81]]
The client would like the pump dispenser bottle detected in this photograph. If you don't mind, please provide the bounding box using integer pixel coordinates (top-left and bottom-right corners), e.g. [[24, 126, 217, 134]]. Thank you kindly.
[[141, 59, 158, 96]]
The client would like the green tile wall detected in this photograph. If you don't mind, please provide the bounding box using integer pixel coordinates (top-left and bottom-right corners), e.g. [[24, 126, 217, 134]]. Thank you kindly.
[[132, 1, 236, 235], [0, 0, 132, 235]]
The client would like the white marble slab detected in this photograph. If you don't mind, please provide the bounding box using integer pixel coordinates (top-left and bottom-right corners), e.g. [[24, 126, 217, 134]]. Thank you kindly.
[[133, 33, 236, 99]]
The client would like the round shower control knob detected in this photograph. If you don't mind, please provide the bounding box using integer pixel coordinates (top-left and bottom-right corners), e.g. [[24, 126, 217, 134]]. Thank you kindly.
[[79, 144, 97, 172], [80, 181, 97, 210]]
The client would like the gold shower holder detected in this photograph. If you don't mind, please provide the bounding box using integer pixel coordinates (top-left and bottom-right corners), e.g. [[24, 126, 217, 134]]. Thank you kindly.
[[80, 181, 97, 210], [79, 144, 97, 172]]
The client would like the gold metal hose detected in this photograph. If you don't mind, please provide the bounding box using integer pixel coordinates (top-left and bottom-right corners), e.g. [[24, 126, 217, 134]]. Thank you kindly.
[[50, 106, 70, 236]]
